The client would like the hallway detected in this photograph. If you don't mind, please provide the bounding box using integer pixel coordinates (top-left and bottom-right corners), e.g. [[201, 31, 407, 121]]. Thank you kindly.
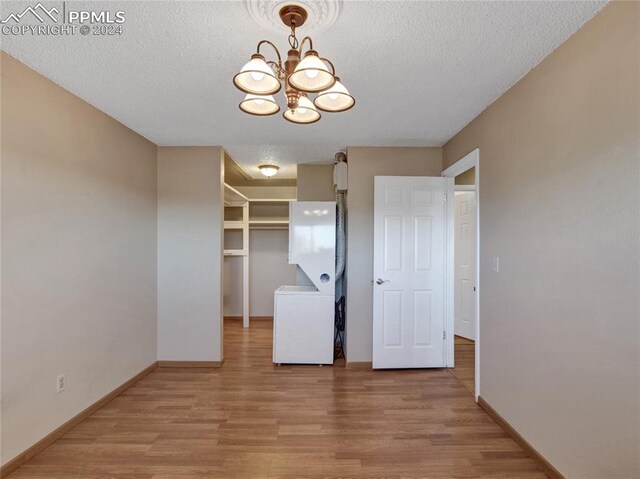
[[8, 320, 546, 478]]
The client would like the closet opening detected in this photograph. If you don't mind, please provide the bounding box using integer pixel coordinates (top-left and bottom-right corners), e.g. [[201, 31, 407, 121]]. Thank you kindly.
[[222, 154, 297, 357]]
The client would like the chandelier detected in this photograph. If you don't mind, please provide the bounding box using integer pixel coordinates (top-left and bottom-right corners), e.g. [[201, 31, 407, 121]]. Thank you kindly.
[[232, 5, 355, 125]]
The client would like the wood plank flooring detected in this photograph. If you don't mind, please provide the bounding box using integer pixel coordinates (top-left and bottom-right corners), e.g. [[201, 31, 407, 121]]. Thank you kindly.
[[8, 320, 546, 478]]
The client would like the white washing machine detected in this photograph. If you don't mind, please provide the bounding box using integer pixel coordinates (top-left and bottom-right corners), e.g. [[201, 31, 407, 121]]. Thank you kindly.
[[273, 202, 335, 365]]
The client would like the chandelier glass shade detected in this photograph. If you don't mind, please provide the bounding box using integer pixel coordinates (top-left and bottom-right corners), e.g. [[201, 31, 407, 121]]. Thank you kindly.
[[283, 94, 320, 124], [240, 94, 280, 116], [232, 5, 353, 124], [288, 50, 336, 93], [313, 77, 355, 112], [233, 54, 281, 95]]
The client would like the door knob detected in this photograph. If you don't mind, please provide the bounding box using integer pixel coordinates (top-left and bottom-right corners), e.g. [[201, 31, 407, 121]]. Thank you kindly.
[[376, 278, 389, 285]]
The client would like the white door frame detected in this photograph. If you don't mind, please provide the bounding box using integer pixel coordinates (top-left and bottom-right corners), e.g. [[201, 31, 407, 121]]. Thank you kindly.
[[442, 148, 480, 400]]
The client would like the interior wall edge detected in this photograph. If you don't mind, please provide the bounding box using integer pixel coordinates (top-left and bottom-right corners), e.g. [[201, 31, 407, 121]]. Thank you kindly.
[[156, 146, 225, 363]]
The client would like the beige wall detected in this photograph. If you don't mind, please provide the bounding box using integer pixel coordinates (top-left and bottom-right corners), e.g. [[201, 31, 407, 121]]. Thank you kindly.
[[248, 230, 296, 315], [1, 53, 158, 465], [443, 3, 640, 477], [296, 164, 335, 201], [157, 147, 224, 362], [224, 229, 297, 317], [345, 147, 443, 361], [454, 166, 475, 185]]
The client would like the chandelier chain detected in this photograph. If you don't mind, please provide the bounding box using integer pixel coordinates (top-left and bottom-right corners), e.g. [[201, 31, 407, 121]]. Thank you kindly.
[[288, 22, 298, 49]]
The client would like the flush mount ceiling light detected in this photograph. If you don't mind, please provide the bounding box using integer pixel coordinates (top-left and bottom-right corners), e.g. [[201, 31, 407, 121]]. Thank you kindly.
[[233, 4, 354, 124], [258, 164, 280, 177]]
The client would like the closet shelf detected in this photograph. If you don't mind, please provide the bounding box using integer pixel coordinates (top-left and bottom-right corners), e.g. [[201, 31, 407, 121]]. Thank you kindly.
[[249, 219, 289, 225], [250, 226, 288, 230], [222, 201, 249, 328], [224, 183, 249, 206], [249, 220, 289, 230], [224, 249, 248, 257], [224, 220, 246, 229]]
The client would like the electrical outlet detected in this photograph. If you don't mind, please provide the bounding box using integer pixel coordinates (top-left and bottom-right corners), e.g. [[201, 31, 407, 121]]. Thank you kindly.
[[56, 373, 66, 393]]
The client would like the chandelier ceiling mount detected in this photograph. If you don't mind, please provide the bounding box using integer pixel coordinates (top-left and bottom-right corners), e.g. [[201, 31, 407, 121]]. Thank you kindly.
[[278, 4, 308, 28]]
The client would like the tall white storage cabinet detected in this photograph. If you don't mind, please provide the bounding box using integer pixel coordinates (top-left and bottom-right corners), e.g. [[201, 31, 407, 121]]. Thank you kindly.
[[273, 202, 336, 365]]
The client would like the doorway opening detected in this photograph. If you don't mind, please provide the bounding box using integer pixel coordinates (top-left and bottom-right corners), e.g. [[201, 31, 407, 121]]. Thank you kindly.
[[443, 149, 480, 399], [222, 153, 297, 340]]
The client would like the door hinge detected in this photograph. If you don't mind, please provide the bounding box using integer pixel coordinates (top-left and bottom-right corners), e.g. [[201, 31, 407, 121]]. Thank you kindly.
[[443, 193, 447, 203], [443, 330, 446, 340]]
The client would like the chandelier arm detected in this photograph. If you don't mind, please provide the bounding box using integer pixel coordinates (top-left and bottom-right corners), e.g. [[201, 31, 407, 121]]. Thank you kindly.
[[267, 61, 286, 80], [297, 36, 313, 55], [319, 57, 336, 76], [256, 40, 283, 69]]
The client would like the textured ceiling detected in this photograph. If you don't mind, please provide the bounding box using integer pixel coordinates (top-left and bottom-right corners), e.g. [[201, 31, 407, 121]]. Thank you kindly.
[[1, 0, 606, 178]]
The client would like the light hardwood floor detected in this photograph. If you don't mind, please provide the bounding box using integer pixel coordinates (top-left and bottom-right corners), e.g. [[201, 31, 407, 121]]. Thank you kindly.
[[8, 320, 546, 478]]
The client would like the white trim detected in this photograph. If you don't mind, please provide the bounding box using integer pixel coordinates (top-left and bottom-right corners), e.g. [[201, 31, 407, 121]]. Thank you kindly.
[[454, 184, 476, 192], [248, 198, 296, 203], [242, 203, 250, 328], [444, 178, 455, 367], [442, 148, 480, 400], [442, 148, 478, 177]]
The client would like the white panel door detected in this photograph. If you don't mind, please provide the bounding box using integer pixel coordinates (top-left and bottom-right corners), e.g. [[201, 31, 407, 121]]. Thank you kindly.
[[373, 176, 450, 369], [454, 192, 477, 340]]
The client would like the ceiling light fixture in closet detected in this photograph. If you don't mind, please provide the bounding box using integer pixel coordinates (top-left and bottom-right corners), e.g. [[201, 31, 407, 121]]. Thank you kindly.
[[258, 164, 280, 177], [233, 4, 355, 124]]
